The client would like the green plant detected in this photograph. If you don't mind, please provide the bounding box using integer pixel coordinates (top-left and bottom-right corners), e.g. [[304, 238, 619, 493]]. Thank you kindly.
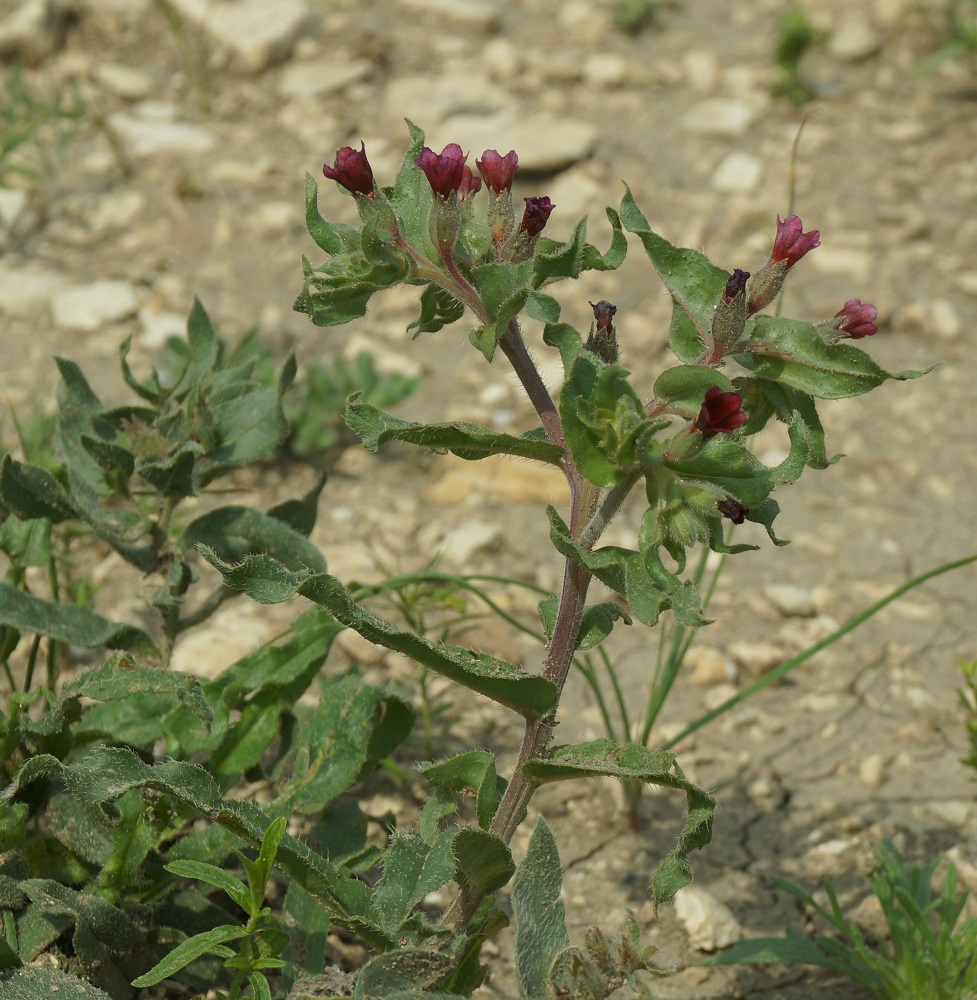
[[958, 657, 977, 775], [706, 840, 977, 999], [612, 0, 659, 34], [771, 9, 825, 104], [0, 64, 85, 189], [917, 0, 977, 75], [133, 817, 290, 1000], [0, 120, 956, 1000]]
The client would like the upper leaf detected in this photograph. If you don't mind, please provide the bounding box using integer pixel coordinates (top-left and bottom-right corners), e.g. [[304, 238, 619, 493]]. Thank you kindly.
[[736, 316, 934, 399]]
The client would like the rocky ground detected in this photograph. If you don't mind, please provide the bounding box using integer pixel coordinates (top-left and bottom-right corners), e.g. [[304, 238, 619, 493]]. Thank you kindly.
[[1, 0, 977, 997]]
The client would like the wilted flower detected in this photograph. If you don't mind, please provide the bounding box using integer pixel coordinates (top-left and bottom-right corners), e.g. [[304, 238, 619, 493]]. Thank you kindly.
[[771, 215, 820, 268], [415, 143, 468, 199], [834, 299, 878, 339], [457, 165, 482, 201], [519, 196, 554, 239], [322, 142, 375, 197], [723, 268, 750, 303], [717, 498, 749, 524], [694, 386, 747, 439], [476, 149, 519, 196]]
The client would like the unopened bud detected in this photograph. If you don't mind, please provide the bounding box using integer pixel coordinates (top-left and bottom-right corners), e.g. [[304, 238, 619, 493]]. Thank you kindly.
[[710, 268, 750, 356], [585, 300, 619, 363]]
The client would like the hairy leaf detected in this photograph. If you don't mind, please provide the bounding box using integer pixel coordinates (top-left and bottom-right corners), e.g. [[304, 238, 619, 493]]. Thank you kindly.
[[511, 817, 568, 1000], [522, 740, 716, 910], [346, 396, 563, 464]]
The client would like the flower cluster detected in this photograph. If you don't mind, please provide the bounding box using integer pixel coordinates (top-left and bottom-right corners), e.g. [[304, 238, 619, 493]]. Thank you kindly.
[[694, 387, 747, 439]]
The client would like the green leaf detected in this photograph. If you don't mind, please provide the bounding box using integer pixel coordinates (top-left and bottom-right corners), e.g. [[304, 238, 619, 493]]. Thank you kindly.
[[702, 930, 844, 969], [182, 505, 327, 573], [81, 434, 134, 493], [620, 186, 727, 362], [547, 507, 703, 627], [511, 817, 568, 1000], [304, 172, 362, 256], [663, 435, 778, 507], [284, 674, 415, 814], [131, 924, 247, 986], [387, 121, 440, 265], [197, 385, 290, 482], [452, 828, 515, 898], [417, 751, 506, 831], [20, 879, 145, 952], [374, 831, 457, 935], [0, 514, 51, 568], [532, 207, 628, 287], [138, 448, 196, 498], [298, 574, 558, 720], [346, 395, 563, 464], [5, 747, 395, 953], [653, 366, 736, 417], [283, 881, 330, 985], [196, 548, 309, 604], [538, 597, 632, 651], [0, 583, 156, 653], [525, 290, 561, 324], [522, 740, 716, 910], [0, 966, 114, 999], [353, 948, 456, 1000], [267, 472, 327, 538], [407, 284, 465, 337], [119, 335, 164, 404], [560, 352, 646, 487], [168, 297, 221, 400], [0, 455, 76, 523], [165, 859, 252, 914], [295, 250, 410, 329], [65, 654, 211, 727], [737, 316, 934, 399]]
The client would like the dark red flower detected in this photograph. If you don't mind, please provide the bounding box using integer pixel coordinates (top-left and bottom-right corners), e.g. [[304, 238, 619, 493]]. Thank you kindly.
[[834, 298, 878, 339], [458, 165, 482, 201], [415, 143, 468, 199], [771, 215, 820, 267], [322, 142, 375, 197], [694, 386, 747, 438], [718, 498, 749, 524], [519, 196, 555, 239], [476, 149, 519, 196]]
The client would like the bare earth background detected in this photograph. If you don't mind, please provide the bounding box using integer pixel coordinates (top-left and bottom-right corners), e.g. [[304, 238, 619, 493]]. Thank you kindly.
[[1, 0, 976, 996]]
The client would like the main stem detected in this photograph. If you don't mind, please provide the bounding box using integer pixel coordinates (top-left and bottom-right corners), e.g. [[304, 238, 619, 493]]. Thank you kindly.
[[447, 322, 598, 928]]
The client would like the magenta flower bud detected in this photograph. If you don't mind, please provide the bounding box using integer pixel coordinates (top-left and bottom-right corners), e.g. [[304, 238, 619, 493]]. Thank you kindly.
[[415, 143, 468, 199], [694, 386, 747, 439], [519, 196, 555, 239], [834, 298, 878, 339], [771, 215, 820, 268], [322, 142, 375, 197], [457, 165, 482, 201], [476, 149, 519, 196]]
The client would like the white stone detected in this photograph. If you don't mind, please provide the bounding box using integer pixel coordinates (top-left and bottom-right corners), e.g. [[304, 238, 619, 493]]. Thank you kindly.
[[674, 886, 744, 951], [398, 0, 498, 30], [829, 20, 882, 61], [0, 0, 66, 63], [0, 265, 62, 317], [703, 683, 739, 711], [51, 281, 139, 331], [93, 63, 153, 101], [138, 307, 187, 349], [439, 113, 597, 174], [109, 111, 216, 158], [278, 59, 372, 100], [763, 583, 816, 618], [254, 200, 298, 236], [687, 645, 737, 686], [711, 152, 764, 193], [858, 753, 886, 788], [684, 99, 757, 138], [582, 53, 631, 88], [432, 521, 501, 568], [809, 246, 873, 279], [88, 190, 146, 235], [728, 641, 784, 677], [169, 0, 314, 73], [0, 188, 28, 228]]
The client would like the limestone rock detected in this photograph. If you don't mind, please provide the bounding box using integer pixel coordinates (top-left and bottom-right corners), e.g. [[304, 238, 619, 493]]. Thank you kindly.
[[674, 886, 744, 951], [51, 281, 139, 331]]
